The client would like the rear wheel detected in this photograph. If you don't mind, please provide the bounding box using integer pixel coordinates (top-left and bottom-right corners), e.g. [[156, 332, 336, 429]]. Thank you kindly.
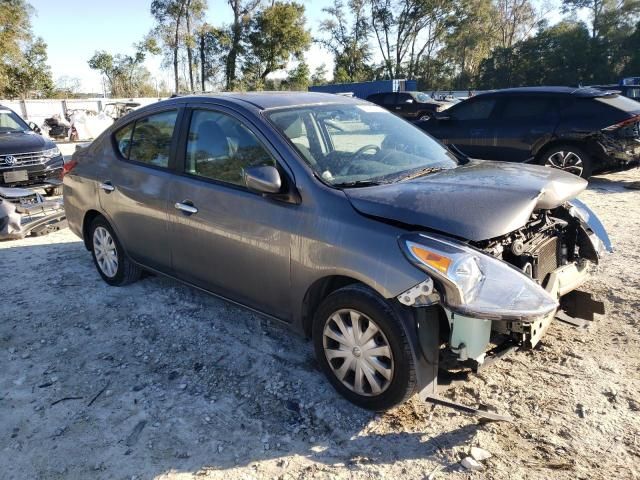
[[312, 284, 416, 411], [540, 145, 592, 178], [89, 216, 141, 286]]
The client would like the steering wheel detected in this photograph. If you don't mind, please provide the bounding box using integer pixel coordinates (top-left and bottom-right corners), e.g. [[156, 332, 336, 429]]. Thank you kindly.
[[353, 144, 380, 158], [339, 144, 381, 176]]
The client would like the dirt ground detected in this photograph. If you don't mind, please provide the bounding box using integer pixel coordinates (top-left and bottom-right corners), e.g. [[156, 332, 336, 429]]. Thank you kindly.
[[1, 168, 639, 480]]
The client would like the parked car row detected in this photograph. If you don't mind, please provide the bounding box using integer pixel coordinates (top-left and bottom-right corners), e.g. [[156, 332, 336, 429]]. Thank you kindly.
[[63, 92, 612, 411]]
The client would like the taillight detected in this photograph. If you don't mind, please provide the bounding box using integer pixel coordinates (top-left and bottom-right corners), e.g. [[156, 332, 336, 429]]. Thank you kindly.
[[62, 159, 78, 177], [603, 114, 640, 131]]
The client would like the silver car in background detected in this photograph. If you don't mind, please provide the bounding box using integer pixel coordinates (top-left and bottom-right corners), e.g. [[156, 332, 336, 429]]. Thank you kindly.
[[63, 93, 611, 411]]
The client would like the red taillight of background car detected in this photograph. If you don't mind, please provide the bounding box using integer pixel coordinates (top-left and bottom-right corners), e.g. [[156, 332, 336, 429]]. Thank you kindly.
[[62, 159, 78, 177], [603, 114, 640, 132]]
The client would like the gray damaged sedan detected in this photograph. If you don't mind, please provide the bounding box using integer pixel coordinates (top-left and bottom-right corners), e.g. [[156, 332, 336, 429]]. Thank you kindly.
[[63, 93, 612, 412]]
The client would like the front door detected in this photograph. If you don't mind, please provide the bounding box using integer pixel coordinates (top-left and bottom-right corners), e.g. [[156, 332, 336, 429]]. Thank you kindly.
[[167, 106, 293, 319], [431, 96, 498, 159], [98, 108, 181, 271]]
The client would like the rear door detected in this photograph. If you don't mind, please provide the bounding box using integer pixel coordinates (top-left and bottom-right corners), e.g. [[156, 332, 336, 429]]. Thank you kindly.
[[98, 108, 182, 271], [488, 95, 558, 162], [166, 104, 293, 319], [427, 96, 499, 158]]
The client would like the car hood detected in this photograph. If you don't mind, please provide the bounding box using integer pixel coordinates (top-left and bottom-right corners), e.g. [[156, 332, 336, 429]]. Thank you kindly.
[[0, 131, 54, 154], [344, 160, 587, 241]]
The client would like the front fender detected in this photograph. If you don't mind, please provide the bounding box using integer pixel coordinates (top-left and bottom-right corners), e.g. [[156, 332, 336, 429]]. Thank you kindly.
[[568, 198, 613, 257]]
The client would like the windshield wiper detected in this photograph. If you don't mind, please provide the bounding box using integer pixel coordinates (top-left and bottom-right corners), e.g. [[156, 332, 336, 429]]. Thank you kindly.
[[333, 180, 382, 188], [395, 167, 443, 182]]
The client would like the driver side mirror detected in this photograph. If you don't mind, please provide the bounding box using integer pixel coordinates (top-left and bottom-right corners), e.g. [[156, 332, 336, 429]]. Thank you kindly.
[[28, 121, 42, 134], [243, 165, 282, 194]]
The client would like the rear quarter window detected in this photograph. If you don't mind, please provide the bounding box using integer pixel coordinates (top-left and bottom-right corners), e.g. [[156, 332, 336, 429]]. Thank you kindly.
[[561, 97, 629, 125], [114, 123, 134, 158]]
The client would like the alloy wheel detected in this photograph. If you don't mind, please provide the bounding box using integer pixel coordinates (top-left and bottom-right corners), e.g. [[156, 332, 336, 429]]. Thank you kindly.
[[93, 226, 119, 278], [545, 150, 584, 176], [322, 309, 394, 396]]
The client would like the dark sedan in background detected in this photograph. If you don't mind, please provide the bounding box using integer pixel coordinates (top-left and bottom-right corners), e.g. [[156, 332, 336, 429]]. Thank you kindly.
[[416, 87, 640, 178], [0, 104, 64, 195], [367, 91, 445, 121]]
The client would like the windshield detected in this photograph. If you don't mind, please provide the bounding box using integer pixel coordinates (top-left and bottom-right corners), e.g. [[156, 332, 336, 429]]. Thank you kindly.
[[268, 104, 458, 186], [0, 110, 29, 133], [412, 92, 431, 103]]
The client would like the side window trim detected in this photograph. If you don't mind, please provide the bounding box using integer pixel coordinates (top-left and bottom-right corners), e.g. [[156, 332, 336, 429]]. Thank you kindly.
[[110, 107, 184, 172]]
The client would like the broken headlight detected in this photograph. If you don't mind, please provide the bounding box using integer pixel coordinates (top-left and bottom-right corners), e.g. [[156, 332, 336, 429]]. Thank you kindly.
[[399, 233, 558, 321]]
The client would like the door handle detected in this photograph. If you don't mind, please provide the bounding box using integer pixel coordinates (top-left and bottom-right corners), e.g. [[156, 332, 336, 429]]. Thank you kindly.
[[174, 201, 198, 215], [99, 181, 115, 192]]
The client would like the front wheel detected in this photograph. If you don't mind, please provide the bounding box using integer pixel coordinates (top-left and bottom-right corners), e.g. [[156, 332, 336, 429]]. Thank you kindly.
[[312, 284, 416, 411], [540, 145, 592, 178]]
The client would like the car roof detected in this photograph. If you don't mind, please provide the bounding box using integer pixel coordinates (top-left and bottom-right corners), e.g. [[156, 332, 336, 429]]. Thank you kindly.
[[476, 86, 617, 98], [176, 91, 366, 110]]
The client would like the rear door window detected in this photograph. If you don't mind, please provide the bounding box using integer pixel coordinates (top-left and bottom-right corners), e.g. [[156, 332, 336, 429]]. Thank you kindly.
[[450, 98, 496, 120], [125, 110, 178, 168]]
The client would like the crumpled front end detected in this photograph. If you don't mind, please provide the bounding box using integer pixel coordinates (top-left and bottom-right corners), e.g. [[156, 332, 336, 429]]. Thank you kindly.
[[0, 187, 67, 240], [398, 199, 611, 366]]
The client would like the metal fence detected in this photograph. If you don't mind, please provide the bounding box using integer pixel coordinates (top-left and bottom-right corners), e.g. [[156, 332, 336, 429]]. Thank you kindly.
[[0, 97, 166, 126]]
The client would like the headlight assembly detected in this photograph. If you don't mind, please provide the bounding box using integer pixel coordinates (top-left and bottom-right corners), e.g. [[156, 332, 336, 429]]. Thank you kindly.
[[42, 147, 61, 159], [399, 233, 558, 321]]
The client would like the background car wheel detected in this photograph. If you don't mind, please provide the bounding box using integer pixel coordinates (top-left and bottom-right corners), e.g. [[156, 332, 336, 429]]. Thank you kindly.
[[90, 216, 141, 286], [540, 145, 592, 178], [312, 284, 416, 411], [44, 186, 63, 196]]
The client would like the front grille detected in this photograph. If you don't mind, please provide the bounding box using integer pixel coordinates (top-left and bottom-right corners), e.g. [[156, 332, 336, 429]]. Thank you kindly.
[[0, 151, 47, 169], [533, 236, 559, 284]]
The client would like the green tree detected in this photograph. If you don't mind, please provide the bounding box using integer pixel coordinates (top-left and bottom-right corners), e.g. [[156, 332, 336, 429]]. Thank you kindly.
[[438, 0, 500, 88], [151, 0, 189, 93], [562, 0, 640, 39], [286, 61, 310, 90], [88, 44, 156, 97], [4, 38, 53, 98], [226, 0, 261, 90], [246, 2, 311, 81], [0, 0, 53, 98], [319, 0, 373, 82], [311, 63, 329, 85]]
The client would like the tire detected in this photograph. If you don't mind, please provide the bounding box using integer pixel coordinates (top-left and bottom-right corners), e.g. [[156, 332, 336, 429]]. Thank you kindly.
[[44, 186, 63, 196], [312, 284, 417, 411], [539, 144, 593, 178], [89, 216, 141, 286]]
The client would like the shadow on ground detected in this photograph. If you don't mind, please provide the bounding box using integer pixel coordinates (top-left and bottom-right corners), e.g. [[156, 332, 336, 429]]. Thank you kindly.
[[1, 238, 484, 479]]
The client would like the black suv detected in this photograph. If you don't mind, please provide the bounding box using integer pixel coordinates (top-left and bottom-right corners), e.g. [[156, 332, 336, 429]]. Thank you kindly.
[[0, 105, 64, 195], [366, 91, 445, 120], [416, 87, 640, 178]]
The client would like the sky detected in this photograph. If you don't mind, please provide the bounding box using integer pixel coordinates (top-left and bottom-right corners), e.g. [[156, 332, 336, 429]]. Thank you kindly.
[[28, 0, 568, 93]]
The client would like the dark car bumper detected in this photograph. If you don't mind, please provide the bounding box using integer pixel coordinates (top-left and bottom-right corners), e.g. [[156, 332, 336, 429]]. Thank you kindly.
[[0, 156, 64, 188]]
